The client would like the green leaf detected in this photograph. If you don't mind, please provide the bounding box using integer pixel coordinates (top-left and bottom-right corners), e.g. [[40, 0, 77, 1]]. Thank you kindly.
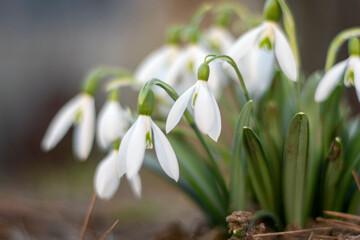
[[322, 137, 344, 210], [230, 100, 253, 211], [242, 127, 277, 214], [143, 154, 220, 224], [169, 136, 228, 225], [283, 112, 309, 227]]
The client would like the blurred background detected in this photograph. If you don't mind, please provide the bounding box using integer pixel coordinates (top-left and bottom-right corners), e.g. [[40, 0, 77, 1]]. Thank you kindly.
[[0, 0, 360, 239]]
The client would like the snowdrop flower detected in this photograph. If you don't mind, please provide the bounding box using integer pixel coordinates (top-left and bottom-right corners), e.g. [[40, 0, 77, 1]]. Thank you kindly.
[[315, 37, 360, 102], [94, 149, 141, 200], [135, 28, 181, 84], [97, 91, 131, 150], [206, 26, 234, 53], [226, 0, 297, 99], [135, 46, 180, 84], [166, 63, 221, 141], [41, 93, 95, 160], [119, 90, 179, 181], [166, 29, 225, 97]]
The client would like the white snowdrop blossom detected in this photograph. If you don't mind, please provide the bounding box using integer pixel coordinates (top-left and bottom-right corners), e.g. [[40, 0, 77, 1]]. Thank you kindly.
[[118, 115, 179, 181], [166, 80, 221, 142], [97, 100, 131, 150], [41, 93, 95, 160], [94, 149, 141, 200], [166, 44, 225, 96], [315, 56, 360, 102], [227, 21, 297, 99], [205, 26, 234, 53], [134, 45, 180, 84]]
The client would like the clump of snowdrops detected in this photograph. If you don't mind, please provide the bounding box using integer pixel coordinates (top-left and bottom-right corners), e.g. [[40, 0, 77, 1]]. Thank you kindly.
[[42, 0, 360, 230]]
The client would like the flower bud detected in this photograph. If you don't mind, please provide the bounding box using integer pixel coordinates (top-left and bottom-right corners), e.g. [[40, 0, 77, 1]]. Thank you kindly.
[[197, 63, 210, 81], [215, 9, 231, 28], [263, 0, 281, 22], [186, 27, 199, 44], [138, 89, 155, 116], [167, 27, 181, 46], [348, 37, 360, 56], [82, 74, 100, 96]]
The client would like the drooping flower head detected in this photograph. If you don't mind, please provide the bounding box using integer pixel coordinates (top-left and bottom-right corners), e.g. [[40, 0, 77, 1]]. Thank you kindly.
[[226, 0, 297, 99], [118, 90, 179, 181], [315, 37, 360, 102], [96, 90, 132, 150], [166, 63, 222, 142], [134, 27, 182, 84], [166, 28, 225, 97], [41, 93, 95, 160], [205, 7, 234, 54]]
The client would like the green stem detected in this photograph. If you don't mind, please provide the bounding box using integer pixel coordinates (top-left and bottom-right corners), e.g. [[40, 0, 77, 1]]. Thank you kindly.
[[138, 79, 228, 200], [277, 0, 300, 68], [325, 27, 360, 72], [190, 3, 213, 28], [82, 66, 132, 96], [205, 55, 251, 101]]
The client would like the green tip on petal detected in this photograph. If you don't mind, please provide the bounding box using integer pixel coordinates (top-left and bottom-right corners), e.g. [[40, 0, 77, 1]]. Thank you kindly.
[[138, 89, 155, 116], [197, 63, 210, 81], [264, 0, 281, 22], [348, 37, 360, 56]]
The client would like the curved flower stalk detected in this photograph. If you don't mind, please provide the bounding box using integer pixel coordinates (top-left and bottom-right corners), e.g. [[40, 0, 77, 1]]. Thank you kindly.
[[315, 37, 360, 102], [94, 148, 141, 200], [96, 90, 132, 150], [166, 63, 221, 142], [226, 0, 297, 99], [119, 90, 179, 181], [41, 93, 95, 160]]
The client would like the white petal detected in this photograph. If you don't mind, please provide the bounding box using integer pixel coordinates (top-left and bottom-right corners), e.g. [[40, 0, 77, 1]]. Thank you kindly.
[[94, 150, 120, 200], [41, 94, 83, 151], [134, 46, 178, 83], [207, 89, 222, 141], [166, 85, 196, 133], [206, 26, 234, 53], [226, 23, 265, 60], [128, 174, 142, 198], [125, 116, 147, 179], [353, 57, 360, 100], [151, 120, 179, 181], [73, 95, 95, 160], [274, 25, 298, 81], [239, 47, 275, 99], [97, 101, 128, 150], [194, 81, 221, 141], [165, 48, 191, 87], [315, 60, 348, 102], [117, 121, 137, 177]]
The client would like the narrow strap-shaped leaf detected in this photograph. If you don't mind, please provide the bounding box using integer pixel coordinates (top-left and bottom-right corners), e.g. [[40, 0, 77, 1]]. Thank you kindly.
[[283, 112, 309, 226], [249, 210, 282, 231], [230, 100, 253, 211], [243, 127, 276, 214], [143, 154, 221, 225], [322, 137, 343, 210]]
